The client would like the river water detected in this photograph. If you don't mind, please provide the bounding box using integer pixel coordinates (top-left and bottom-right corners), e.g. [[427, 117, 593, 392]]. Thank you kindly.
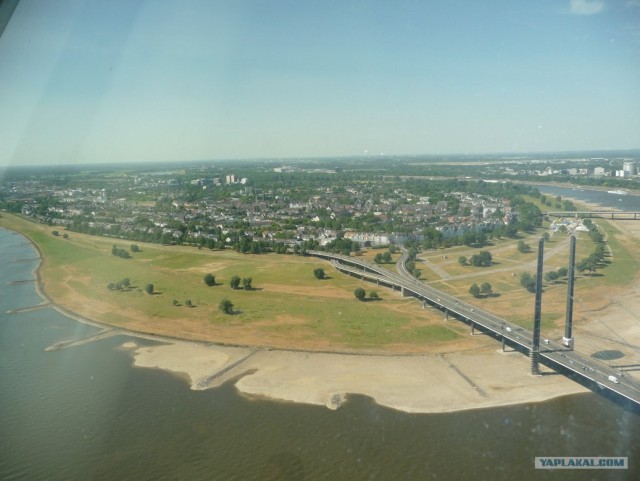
[[1, 186, 639, 480]]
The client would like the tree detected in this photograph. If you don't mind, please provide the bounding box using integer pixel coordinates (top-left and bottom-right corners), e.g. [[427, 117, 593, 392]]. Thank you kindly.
[[230, 275, 241, 289], [145, 283, 154, 295], [480, 282, 492, 295], [517, 240, 531, 253], [374, 253, 384, 264], [545, 271, 560, 284], [520, 272, 536, 293], [470, 251, 492, 267], [204, 273, 216, 286], [577, 258, 596, 275], [458, 256, 467, 267], [557, 267, 569, 278], [219, 298, 234, 314], [469, 283, 481, 298], [52, 230, 59, 236], [369, 291, 379, 301], [120, 278, 131, 289], [131, 244, 140, 252], [63, 233, 69, 239], [242, 277, 253, 290], [185, 299, 193, 307], [354, 287, 366, 301], [313, 268, 325, 279], [542, 232, 550, 242], [382, 251, 392, 263], [173, 299, 179, 306]]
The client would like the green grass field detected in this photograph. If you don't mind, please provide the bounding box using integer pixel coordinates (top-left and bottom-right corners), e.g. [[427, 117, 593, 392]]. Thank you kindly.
[[1, 214, 463, 350]]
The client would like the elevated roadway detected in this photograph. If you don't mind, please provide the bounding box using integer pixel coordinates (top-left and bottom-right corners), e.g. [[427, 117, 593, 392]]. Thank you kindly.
[[546, 211, 640, 220], [308, 250, 640, 408]]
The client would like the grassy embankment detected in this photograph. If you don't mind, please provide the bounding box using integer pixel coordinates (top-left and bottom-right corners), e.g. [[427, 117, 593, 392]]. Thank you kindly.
[[0, 213, 465, 352]]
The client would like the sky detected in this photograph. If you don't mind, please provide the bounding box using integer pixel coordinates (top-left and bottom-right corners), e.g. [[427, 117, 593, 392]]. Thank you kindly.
[[0, 0, 639, 166]]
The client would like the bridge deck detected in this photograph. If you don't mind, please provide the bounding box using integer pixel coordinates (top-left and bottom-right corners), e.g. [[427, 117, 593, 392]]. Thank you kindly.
[[546, 211, 640, 220]]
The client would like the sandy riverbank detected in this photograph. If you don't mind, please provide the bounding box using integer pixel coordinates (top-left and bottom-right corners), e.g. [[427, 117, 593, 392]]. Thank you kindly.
[[123, 340, 588, 413]]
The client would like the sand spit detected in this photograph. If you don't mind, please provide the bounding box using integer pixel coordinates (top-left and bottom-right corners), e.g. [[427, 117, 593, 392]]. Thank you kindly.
[[128, 341, 588, 413]]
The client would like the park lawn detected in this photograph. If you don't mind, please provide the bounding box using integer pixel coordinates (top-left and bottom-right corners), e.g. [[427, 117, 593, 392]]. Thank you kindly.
[[0, 214, 461, 351]]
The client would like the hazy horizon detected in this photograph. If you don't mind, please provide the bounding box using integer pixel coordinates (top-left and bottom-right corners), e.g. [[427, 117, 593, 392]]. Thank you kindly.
[[1, 0, 639, 167]]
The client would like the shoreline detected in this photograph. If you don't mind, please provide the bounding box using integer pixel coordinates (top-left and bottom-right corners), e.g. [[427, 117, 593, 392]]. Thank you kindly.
[[2, 225, 592, 413]]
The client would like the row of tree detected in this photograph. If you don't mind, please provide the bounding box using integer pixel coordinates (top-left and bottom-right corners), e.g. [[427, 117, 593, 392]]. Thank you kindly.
[[469, 282, 492, 298], [203, 273, 253, 290]]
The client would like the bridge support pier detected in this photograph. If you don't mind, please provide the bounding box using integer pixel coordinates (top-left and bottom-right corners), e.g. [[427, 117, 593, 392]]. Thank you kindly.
[[400, 286, 405, 297], [501, 337, 505, 352], [444, 309, 448, 321], [470, 323, 475, 336]]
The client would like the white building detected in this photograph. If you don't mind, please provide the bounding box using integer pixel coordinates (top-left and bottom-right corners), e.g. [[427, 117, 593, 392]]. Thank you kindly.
[[623, 161, 635, 176]]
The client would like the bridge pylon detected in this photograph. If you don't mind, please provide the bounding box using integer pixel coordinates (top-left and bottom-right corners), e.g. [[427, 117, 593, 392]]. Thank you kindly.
[[563, 235, 576, 349], [531, 237, 544, 376]]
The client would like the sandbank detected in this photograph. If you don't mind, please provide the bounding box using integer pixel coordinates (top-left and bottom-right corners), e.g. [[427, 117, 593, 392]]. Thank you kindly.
[[128, 340, 588, 413]]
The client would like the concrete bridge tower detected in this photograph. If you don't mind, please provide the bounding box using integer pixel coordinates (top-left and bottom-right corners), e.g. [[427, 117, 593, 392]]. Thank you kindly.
[[531, 237, 544, 375], [563, 235, 576, 349]]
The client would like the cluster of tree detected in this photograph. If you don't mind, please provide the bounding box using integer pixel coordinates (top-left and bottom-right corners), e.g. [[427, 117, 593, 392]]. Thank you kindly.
[[539, 195, 576, 211], [293, 239, 319, 255], [323, 237, 360, 256], [459, 251, 492, 267], [233, 235, 272, 254], [354, 287, 379, 301], [510, 198, 543, 232], [374, 250, 393, 264], [469, 282, 492, 298], [460, 230, 488, 247], [173, 299, 193, 307], [111, 244, 131, 259], [517, 240, 532, 253], [544, 267, 568, 284], [229, 275, 253, 290], [107, 278, 131, 291], [404, 259, 420, 278]]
